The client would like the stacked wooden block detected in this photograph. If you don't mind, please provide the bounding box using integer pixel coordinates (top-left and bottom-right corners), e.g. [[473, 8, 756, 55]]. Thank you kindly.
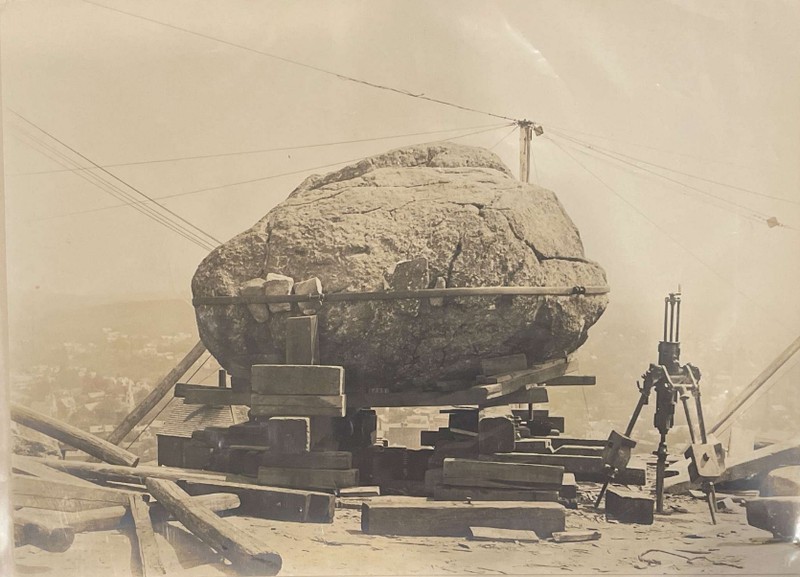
[[429, 458, 576, 503], [250, 365, 346, 418]]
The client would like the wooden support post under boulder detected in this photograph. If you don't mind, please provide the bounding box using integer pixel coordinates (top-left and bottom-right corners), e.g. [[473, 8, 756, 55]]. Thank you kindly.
[[286, 315, 319, 365], [145, 478, 282, 575], [14, 509, 75, 552], [11, 403, 140, 466], [478, 416, 516, 454], [128, 494, 166, 577], [177, 478, 335, 523], [605, 488, 654, 525], [745, 496, 800, 540], [251, 365, 344, 396], [361, 500, 565, 538]]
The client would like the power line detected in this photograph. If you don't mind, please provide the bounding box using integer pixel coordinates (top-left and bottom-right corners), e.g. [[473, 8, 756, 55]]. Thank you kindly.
[[545, 135, 794, 334], [13, 126, 219, 251], [35, 122, 514, 221], [9, 109, 223, 247], [549, 128, 800, 207], [551, 133, 776, 227], [11, 122, 510, 176], [489, 126, 518, 151], [82, 0, 520, 123]]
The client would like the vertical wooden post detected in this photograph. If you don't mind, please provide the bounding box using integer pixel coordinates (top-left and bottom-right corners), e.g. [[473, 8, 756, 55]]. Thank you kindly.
[[518, 121, 533, 183]]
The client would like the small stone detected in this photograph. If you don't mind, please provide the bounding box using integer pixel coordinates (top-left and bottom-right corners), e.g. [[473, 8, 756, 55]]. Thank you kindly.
[[430, 276, 446, 307], [241, 278, 269, 323], [745, 496, 800, 540], [265, 273, 294, 313], [605, 487, 654, 525], [293, 277, 323, 315]]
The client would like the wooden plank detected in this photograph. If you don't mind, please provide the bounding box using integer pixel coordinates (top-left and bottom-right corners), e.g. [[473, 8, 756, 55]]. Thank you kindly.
[[250, 403, 346, 418], [477, 453, 606, 477], [260, 451, 352, 470], [480, 385, 549, 407], [361, 500, 565, 537], [468, 526, 539, 543], [545, 437, 607, 449], [554, 445, 604, 457], [181, 387, 251, 406], [251, 394, 345, 410], [477, 357, 575, 386], [251, 365, 344, 396], [433, 485, 559, 502], [480, 354, 528, 376], [286, 315, 319, 365], [349, 383, 547, 408], [257, 467, 358, 491], [544, 375, 596, 386], [128, 494, 166, 576], [177, 478, 335, 523], [443, 458, 564, 489], [13, 475, 137, 512], [145, 478, 282, 575], [513, 439, 552, 453], [552, 530, 601, 543], [10, 403, 139, 466], [26, 458, 235, 486], [14, 509, 75, 552], [12, 454, 98, 487], [108, 340, 206, 445], [339, 486, 380, 497]]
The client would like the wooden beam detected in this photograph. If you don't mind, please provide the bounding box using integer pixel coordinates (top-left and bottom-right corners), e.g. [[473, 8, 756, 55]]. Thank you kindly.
[[545, 375, 596, 386], [181, 387, 251, 406], [13, 474, 138, 512], [108, 340, 206, 445], [177, 478, 335, 523], [251, 365, 344, 395], [361, 500, 565, 537], [11, 403, 140, 466], [442, 458, 563, 489], [14, 509, 75, 552], [433, 485, 559, 502], [257, 466, 358, 491], [468, 526, 540, 543], [145, 478, 282, 575], [259, 451, 352, 470], [250, 403, 346, 418], [26, 458, 233, 486], [477, 453, 647, 484], [285, 315, 320, 365], [12, 454, 98, 487], [128, 494, 166, 576], [251, 394, 345, 410], [348, 383, 547, 408]]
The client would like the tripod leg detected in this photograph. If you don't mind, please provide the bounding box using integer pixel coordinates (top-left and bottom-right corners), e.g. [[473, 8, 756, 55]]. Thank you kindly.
[[594, 480, 609, 509], [655, 434, 668, 514], [704, 482, 718, 525]]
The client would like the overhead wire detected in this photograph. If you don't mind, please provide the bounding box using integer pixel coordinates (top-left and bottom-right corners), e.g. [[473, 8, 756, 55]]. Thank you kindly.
[[11, 122, 511, 177], [9, 109, 223, 248], [488, 126, 518, 151], [544, 135, 795, 333], [34, 122, 515, 221], [13, 126, 219, 251], [82, 0, 520, 123], [549, 128, 800, 208], [550, 132, 777, 227]]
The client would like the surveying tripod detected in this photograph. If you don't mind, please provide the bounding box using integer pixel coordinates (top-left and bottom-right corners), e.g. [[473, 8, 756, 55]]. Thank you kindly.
[[595, 292, 724, 523]]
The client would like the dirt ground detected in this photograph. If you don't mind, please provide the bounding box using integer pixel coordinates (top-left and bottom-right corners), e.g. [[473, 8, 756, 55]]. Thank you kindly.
[[12, 486, 799, 577]]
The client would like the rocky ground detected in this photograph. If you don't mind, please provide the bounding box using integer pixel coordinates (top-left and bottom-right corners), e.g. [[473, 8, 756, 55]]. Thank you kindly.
[[13, 485, 797, 576]]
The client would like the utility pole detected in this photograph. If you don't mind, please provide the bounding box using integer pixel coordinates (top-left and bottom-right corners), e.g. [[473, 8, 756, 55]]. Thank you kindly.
[[517, 120, 543, 184], [518, 120, 533, 183]]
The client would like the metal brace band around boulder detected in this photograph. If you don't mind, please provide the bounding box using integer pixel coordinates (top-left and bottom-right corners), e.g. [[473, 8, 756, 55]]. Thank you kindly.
[[192, 285, 610, 306]]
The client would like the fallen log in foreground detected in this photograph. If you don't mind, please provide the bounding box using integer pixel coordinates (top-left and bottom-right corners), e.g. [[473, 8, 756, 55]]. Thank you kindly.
[[146, 478, 282, 575], [11, 403, 139, 466], [14, 509, 75, 552]]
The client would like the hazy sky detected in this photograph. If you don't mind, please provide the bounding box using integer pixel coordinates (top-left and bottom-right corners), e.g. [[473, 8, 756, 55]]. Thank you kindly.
[[3, 1, 799, 401]]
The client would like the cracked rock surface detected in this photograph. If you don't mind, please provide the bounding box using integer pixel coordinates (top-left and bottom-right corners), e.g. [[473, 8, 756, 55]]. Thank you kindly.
[[192, 142, 608, 392]]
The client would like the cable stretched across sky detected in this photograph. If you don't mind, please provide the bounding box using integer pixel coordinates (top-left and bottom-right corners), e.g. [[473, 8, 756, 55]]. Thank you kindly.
[[10, 109, 223, 250], [33, 122, 514, 221], [82, 0, 521, 124]]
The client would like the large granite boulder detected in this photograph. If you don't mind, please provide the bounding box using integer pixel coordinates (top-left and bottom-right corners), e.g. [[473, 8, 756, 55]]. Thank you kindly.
[[192, 142, 608, 392]]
